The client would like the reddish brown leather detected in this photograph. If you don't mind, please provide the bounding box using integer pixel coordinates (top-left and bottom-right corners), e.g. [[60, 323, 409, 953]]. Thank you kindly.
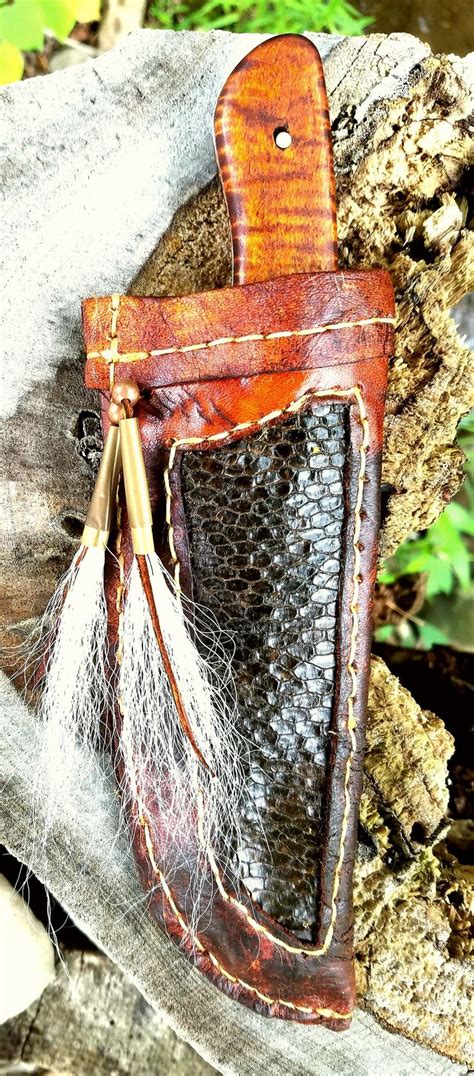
[[81, 34, 395, 1028], [136, 553, 211, 770], [84, 270, 392, 394]]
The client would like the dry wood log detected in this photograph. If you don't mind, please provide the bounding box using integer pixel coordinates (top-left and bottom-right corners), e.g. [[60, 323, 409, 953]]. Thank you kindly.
[[0, 675, 469, 1075], [133, 48, 474, 560], [0, 950, 212, 1076], [0, 29, 472, 1074]]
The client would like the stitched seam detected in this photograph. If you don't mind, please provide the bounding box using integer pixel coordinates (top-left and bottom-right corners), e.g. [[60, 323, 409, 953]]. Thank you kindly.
[[106, 294, 121, 388], [165, 386, 367, 958], [138, 808, 348, 1019], [114, 409, 351, 1020], [114, 533, 348, 1020], [88, 315, 394, 364]]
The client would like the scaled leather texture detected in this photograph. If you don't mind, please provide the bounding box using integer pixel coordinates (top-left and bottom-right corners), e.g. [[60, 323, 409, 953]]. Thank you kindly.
[[182, 404, 347, 938]]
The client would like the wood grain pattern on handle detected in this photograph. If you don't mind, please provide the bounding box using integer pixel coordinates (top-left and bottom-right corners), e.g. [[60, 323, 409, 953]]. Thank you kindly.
[[214, 33, 338, 284]]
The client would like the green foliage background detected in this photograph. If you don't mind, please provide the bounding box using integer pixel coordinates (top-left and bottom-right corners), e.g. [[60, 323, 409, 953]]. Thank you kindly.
[[0, 0, 99, 82], [376, 411, 474, 650], [149, 0, 371, 35], [0, 0, 371, 85]]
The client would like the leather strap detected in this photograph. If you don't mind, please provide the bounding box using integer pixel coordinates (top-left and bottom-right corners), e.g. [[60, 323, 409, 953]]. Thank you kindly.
[[84, 270, 393, 394]]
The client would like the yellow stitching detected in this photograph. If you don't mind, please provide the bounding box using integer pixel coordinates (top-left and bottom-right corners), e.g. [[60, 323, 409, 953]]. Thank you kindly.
[[87, 315, 395, 363], [139, 808, 348, 1019], [163, 445, 182, 593], [165, 386, 368, 958], [107, 294, 121, 389], [110, 293, 120, 339], [114, 445, 350, 1020]]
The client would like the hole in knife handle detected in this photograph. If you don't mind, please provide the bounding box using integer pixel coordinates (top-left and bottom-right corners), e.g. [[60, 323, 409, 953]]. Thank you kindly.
[[274, 127, 292, 150]]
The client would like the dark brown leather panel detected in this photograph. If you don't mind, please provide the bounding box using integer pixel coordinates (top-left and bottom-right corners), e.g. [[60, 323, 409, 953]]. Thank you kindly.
[[129, 790, 354, 1028]]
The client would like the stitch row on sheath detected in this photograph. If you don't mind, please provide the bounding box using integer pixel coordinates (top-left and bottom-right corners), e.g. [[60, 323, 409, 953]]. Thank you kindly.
[[88, 314, 395, 365], [114, 517, 349, 1020], [139, 808, 348, 1019], [107, 294, 121, 389], [165, 386, 367, 958]]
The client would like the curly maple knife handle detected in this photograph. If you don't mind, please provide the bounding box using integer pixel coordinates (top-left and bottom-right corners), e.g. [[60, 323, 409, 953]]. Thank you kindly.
[[214, 33, 338, 284]]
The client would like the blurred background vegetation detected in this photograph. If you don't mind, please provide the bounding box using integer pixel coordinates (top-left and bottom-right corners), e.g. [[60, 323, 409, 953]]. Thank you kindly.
[[0, 0, 370, 82], [1, 0, 472, 82], [148, 0, 371, 33], [375, 405, 473, 653]]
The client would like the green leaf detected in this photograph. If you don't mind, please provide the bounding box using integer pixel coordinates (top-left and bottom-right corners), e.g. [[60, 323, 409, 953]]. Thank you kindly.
[[417, 622, 450, 649], [377, 567, 397, 584], [446, 501, 474, 536], [431, 515, 471, 589], [374, 624, 395, 643], [40, 0, 77, 40], [429, 512, 454, 548], [450, 542, 471, 591], [425, 558, 453, 598], [0, 0, 44, 50], [0, 38, 24, 82], [0, 0, 77, 51], [397, 551, 433, 575]]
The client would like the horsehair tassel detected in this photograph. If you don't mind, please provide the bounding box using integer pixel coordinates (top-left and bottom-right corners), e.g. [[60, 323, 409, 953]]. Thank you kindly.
[[119, 407, 212, 771], [31, 420, 121, 827], [117, 388, 247, 887]]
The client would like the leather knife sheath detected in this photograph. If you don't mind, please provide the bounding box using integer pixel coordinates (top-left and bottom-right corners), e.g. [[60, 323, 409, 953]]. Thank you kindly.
[[82, 34, 395, 1027]]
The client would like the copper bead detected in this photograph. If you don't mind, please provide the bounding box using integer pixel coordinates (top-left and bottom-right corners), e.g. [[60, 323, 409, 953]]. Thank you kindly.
[[111, 379, 141, 406], [107, 401, 124, 426]]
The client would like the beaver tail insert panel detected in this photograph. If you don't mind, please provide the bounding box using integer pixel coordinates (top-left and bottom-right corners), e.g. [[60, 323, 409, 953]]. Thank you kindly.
[[83, 34, 395, 1027], [182, 403, 347, 937]]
